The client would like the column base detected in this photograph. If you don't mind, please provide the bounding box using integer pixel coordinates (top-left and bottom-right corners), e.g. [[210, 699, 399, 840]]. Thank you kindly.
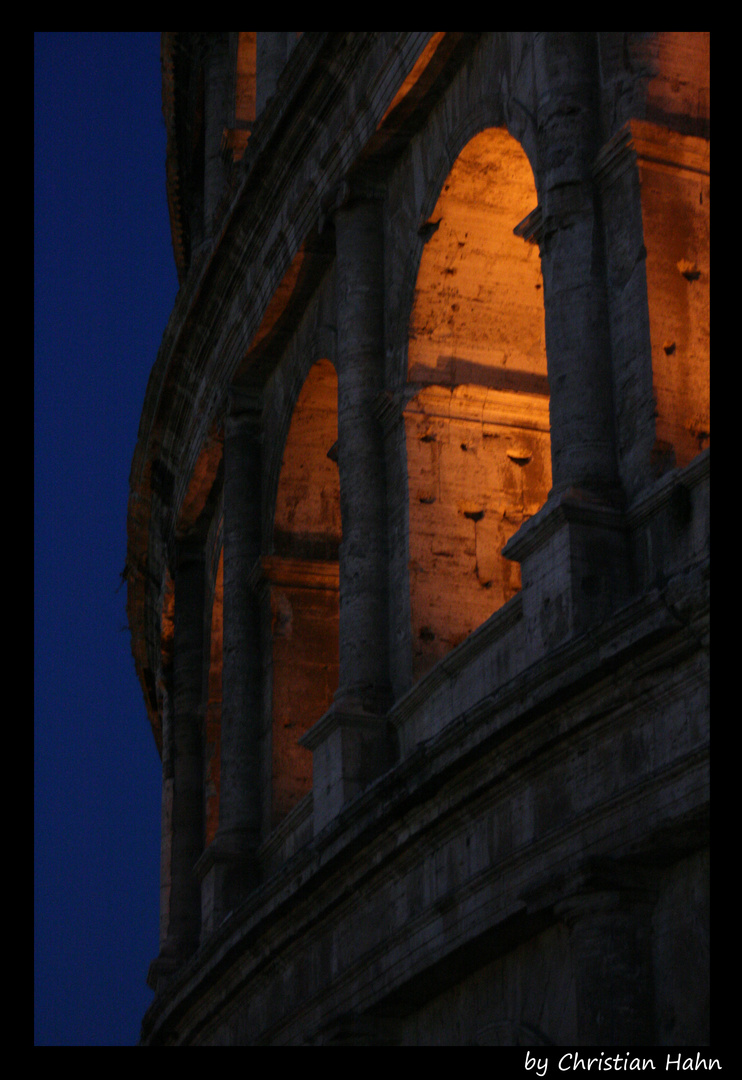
[[195, 833, 259, 937], [300, 698, 395, 833], [146, 936, 198, 993], [503, 488, 631, 660]]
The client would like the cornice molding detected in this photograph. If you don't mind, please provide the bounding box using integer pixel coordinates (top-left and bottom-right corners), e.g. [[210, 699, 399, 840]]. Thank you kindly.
[[141, 574, 707, 1045]]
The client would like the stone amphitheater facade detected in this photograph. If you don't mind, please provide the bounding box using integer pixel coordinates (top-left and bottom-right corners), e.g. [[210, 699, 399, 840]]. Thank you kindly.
[[128, 33, 709, 1046]]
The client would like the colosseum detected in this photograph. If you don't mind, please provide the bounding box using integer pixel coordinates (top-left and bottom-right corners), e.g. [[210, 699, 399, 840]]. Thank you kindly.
[[128, 33, 709, 1046]]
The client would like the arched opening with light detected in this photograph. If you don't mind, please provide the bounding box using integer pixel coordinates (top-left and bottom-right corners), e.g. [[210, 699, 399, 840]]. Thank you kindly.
[[404, 127, 551, 681], [263, 358, 341, 830]]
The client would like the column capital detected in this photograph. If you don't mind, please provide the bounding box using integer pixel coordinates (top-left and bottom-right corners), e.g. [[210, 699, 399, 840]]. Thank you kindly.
[[537, 858, 658, 1046], [593, 119, 710, 194], [373, 389, 408, 437], [593, 123, 638, 191], [520, 857, 658, 918], [174, 533, 206, 570], [319, 176, 386, 232], [513, 204, 543, 247], [226, 386, 263, 430], [146, 952, 181, 993]]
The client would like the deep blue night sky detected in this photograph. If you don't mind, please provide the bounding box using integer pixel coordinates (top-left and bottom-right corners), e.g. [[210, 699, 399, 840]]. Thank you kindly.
[[35, 32, 179, 1045]]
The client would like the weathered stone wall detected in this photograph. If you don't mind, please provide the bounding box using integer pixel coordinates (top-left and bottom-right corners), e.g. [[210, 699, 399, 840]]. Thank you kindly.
[[131, 32, 710, 1045]]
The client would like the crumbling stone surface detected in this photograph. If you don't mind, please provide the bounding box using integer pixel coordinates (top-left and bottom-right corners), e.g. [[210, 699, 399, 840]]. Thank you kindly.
[[131, 33, 709, 1044]]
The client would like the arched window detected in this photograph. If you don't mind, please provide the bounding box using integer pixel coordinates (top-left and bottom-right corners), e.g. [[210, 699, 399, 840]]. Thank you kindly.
[[264, 359, 341, 828], [405, 127, 551, 681]]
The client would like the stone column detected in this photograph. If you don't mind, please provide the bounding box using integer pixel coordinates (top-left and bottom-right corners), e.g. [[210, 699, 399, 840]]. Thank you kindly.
[[203, 32, 230, 237], [256, 32, 291, 115], [557, 886, 656, 1045], [376, 390, 414, 702], [301, 193, 393, 831], [504, 34, 630, 656], [592, 125, 656, 503], [198, 390, 262, 933], [148, 541, 205, 987], [334, 196, 391, 713], [533, 31, 620, 500]]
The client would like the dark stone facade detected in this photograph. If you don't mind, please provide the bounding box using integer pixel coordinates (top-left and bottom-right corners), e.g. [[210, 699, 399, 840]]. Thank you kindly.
[[128, 33, 709, 1045]]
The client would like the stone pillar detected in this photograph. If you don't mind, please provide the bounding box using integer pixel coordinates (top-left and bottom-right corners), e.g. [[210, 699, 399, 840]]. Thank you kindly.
[[557, 886, 656, 1045], [334, 196, 391, 713], [301, 192, 393, 832], [376, 390, 414, 702], [203, 32, 230, 237], [504, 34, 631, 656], [197, 390, 262, 934], [256, 32, 291, 115], [148, 541, 205, 987], [533, 31, 619, 501]]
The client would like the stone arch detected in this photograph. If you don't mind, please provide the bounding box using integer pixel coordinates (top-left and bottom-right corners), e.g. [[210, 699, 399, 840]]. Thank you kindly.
[[420, 101, 540, 238], [388, 61, 542, 393], [260, 268, 338, 547], [263, 358, 341, 829], [272, 358, 341, 561], [403, 126, 551, 681]]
